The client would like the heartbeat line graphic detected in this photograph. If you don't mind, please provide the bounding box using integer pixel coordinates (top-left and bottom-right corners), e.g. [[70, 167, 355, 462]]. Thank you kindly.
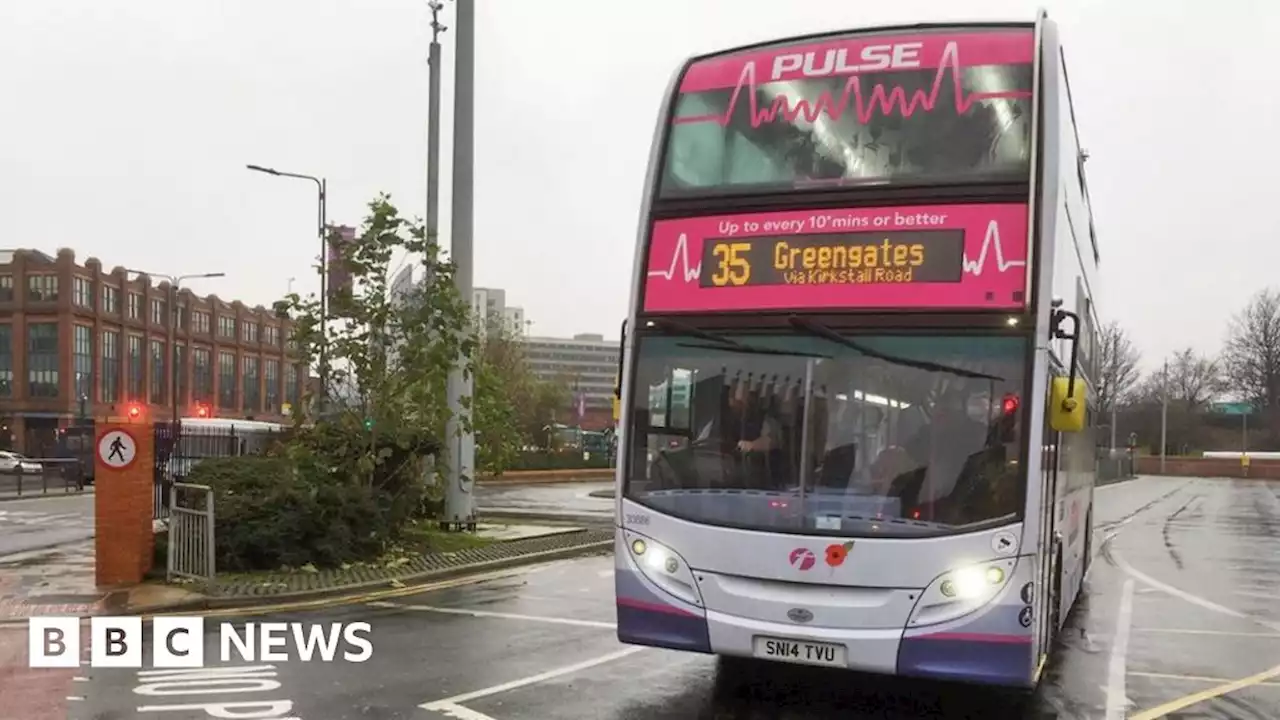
[[962, 220, 1026, 276], [647, 220, 1024, 284], [673, 42, 1032, 128], [647, 233, 701, 282]]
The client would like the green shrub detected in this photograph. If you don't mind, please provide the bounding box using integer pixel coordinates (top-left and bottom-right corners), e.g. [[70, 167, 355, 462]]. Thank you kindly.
[[188, 456, 382, 571]]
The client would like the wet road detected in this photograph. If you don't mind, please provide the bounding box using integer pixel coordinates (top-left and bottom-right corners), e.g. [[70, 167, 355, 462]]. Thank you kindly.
[[0, 493, 94, 557], [25, 476, 1280, 719], [476, 481, 613, 524]]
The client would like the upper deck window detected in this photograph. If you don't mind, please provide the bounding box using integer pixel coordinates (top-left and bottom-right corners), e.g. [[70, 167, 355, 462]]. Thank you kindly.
[[659, 28, 1034, 198]]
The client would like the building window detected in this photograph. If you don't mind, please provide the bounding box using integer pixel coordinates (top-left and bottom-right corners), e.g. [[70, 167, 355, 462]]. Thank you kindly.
[[127, 335, 144, 400], [243, 357, 260, 412], [28, 275, 58, 302], [73, 277, 93, 308], [193, 348, 212, 405], [150, 298, 167, 326], [73, 325, 93, 412], [27, 323, 59, 398], [128, 292, 143, 320], [102, 330, 120, 403], [150, 340, 166, 404], [265, 359, 280, 414], [101, 285, 119, 314], [218, 352, 236, 409], [264, 326, 280, 347], [176, 303, 188, 331], [285, 364, 299, 409], [193, 311, 210, 334], [242, 322, 258, 343], [218, 316, 236, 339], [0, 325, 11, 396], [0, 276, 12, 302]]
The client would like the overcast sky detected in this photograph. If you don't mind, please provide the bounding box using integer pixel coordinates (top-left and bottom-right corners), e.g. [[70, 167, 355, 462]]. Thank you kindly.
[[3, 0, 1276, 370]]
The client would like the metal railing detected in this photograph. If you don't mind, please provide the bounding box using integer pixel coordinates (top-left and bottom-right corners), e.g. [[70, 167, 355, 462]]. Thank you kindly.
[[167, 482, 216, 582], [0, 458, 88, 498]]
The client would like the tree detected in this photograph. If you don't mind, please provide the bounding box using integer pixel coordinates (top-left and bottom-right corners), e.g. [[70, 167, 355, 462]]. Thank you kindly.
[[281, 194, 477, 492], [1128, 348, 1223, 454], [1222, 288, 1280, 410], [1097, 320, 1141, 414]]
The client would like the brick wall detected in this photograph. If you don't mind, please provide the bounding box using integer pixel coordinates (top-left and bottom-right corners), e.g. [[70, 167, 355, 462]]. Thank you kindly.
[[1134, 455, 1280, 479]]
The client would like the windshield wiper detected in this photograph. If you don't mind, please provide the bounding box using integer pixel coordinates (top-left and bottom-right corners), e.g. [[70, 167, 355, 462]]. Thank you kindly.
[[648, 318, 749, 351], [787, 316, 1002, 381]]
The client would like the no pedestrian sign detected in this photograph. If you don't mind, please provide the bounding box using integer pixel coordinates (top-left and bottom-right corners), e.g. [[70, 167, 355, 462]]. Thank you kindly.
[[97, 429, 138, 470]]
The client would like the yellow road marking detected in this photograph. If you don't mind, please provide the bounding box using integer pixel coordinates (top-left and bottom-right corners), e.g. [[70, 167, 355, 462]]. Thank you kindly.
[[1129, 670, 1280, 688], [1129, 663, 1280, 719], [139, 565, 545, 621]]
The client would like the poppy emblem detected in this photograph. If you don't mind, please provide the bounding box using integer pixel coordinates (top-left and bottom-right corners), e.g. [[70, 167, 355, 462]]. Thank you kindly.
[[825, 541, 854, 568], [789, 548, 816, 571]]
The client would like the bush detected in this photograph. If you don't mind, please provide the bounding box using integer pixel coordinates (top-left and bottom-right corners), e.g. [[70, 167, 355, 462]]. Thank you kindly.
[[188, 456, 382, 571]]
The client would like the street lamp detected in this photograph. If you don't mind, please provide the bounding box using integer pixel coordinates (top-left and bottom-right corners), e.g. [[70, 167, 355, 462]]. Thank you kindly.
[[246, 163, 328, 411], [126, 270, 225, 426]]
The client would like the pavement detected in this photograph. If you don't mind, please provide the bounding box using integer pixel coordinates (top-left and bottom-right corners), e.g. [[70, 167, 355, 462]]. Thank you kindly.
[[5, 475, 1280, 718], [476, 480, 614, 525]]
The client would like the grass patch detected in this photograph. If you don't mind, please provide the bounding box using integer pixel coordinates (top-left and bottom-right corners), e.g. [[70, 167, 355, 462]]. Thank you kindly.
[[401, 522, 495, 553]]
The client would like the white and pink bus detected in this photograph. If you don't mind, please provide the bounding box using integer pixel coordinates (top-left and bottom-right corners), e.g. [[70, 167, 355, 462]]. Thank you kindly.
[[613, 12, 1101, 690]]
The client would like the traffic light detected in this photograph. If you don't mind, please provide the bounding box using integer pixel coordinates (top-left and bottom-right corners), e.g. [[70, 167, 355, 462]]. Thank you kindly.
[[126, 403, 142, 421], [363, 417, 374, 430], [194, 404, 210, 418]]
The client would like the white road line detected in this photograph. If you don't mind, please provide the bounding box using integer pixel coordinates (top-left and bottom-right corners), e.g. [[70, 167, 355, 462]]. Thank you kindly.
[[428, 701, 499, 720], [420, 647, 645, 712], [1111, 548, 1280, 632], [1134, 627, 1280, 638], [597, 569, 614, 578], [1105, 579, 1135, 720], [368, 601, 616, 629], [1128, 670, 1280, 688], [1233, 589, 1278, 600]]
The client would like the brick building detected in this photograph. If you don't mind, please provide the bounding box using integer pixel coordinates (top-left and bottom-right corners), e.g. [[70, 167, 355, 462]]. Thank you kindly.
[[0, 249, 306, 455]]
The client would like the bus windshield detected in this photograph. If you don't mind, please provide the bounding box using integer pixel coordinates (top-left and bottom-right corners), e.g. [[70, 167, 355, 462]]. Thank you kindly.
[[660, 44, 1033, 196], [623, 330, 1026, 537]]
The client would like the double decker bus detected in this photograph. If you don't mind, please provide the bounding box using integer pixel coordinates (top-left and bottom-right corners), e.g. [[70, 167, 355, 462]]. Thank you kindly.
[[613, 11, 1100, 690]]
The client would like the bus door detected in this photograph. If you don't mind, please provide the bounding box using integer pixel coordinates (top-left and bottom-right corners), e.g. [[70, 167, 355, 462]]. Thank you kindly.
[[1035, 371, 1062, 662]]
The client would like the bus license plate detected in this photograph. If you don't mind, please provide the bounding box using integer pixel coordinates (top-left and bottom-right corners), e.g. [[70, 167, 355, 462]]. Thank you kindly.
[[752, 636, 845, 668]]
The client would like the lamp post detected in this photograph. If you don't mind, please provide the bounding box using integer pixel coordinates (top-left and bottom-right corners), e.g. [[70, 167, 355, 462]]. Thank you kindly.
[[126, 270, 225, 425], [246, 164, 328, 412]]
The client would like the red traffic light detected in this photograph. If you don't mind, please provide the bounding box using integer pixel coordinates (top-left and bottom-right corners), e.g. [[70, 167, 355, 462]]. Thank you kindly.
[[195, 405, 210, 418], [1001, 394, 1020, 415], [126, 403, 142, 420]]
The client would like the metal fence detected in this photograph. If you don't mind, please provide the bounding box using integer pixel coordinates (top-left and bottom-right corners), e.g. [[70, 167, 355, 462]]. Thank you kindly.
[[0, 458, 88, 499], [153, 422, 287, 520], [167, 482, 215, 582], [1098, 448, 1137, 485]]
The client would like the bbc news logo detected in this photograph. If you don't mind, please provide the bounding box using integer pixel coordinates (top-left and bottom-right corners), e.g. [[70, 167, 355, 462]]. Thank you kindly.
[[28, 617, 373, 668]]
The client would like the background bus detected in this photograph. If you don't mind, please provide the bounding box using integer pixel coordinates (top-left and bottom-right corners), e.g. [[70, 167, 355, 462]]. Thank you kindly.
[[614, 12, 1099, 691]]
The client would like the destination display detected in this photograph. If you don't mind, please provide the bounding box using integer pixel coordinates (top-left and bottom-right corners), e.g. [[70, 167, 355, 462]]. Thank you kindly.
[[642, 203, 1028, 313], [699, 230, 964, 288]]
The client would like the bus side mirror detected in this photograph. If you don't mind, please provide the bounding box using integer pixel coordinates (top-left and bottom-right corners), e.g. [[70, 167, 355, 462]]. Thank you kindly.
[[1050, 376, 1085, 433]]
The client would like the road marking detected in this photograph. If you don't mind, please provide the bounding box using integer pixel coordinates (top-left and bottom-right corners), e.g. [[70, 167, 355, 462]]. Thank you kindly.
[[1105, 579, 1135, 720], [597, 569, 614, 578], [1233, 589, 1278, 599], [1111, 547, 1280, 632], [1129, 670, 1280, 688], [1129, 662, 1280, 720], [420, 647, 644, 712], [428, 701, 498, 720], [1134, 627, 1280, 638], [368, 601, 615, 629]]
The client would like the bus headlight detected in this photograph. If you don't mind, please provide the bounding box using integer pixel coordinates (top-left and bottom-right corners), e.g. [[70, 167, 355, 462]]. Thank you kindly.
[[625, 531, 703, 608], [908, 559, 1016, 628]]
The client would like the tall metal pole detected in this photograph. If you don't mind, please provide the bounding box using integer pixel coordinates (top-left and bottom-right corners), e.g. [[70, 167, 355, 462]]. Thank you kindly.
[[318, 179, 329, 416], [170, 282, 180, 425], [444, 0, 476, 529], [1109, 405, 1118, 452], [1159, 358, 1168, 473], [427, 2, 445, 248]]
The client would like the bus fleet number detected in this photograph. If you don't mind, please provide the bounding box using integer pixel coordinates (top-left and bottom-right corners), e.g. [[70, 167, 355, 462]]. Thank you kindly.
[[624, 514, 650, 525]]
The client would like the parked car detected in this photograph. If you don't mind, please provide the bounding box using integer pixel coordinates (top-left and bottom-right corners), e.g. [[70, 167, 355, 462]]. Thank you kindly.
[[0, 451, 43, 474]]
